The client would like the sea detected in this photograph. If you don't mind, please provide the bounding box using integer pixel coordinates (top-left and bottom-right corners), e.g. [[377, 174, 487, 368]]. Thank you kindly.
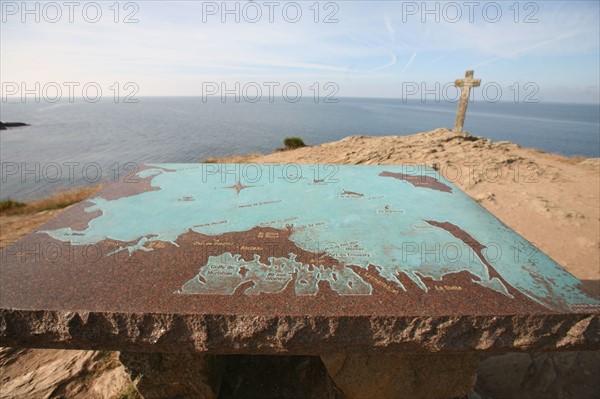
[[1, 97, 599, 201]]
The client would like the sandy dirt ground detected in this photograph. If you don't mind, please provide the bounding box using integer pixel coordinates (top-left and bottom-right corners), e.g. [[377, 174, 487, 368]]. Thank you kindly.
[[1, 128, 598, 398]]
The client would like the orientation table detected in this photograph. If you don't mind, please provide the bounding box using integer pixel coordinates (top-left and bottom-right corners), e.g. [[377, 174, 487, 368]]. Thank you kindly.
[[2, 164, 598, 399]]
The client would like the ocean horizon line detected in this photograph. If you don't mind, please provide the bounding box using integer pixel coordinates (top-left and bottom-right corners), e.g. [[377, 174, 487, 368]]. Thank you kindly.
[[2, 96, 599, 106]]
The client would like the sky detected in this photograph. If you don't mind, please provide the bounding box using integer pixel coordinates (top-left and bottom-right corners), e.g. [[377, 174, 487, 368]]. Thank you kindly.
[[1, 0, 599, 103]]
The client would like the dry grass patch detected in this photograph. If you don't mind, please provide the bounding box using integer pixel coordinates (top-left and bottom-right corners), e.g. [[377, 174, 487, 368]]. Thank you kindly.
[[0, 185, 103, 216], [203, 153, 263, 163]]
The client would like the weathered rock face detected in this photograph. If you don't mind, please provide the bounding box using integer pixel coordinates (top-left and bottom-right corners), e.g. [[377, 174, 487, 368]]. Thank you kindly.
[[119, 352, 225, 399], [0, 348, 130, 398], [2, 311, 599, 355], [2, 349, 598, 398], [321, 353, 479, 399]]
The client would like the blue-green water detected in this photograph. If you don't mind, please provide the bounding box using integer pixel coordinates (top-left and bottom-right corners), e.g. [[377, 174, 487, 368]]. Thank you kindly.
[[1, 98, 599, 200]]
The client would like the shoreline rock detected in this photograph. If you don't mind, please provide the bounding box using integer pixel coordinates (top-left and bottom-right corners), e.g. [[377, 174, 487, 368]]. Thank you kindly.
[[0, 121, 30, 130]]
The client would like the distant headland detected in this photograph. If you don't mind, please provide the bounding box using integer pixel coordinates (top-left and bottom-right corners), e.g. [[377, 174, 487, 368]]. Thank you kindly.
[[0, 121, 29, 130]]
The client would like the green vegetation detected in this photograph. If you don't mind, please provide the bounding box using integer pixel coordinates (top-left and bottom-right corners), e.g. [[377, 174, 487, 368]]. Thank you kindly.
[[283, 137, 306, 150], [117, 383, 142, 399], [96, 350, 117, 371]]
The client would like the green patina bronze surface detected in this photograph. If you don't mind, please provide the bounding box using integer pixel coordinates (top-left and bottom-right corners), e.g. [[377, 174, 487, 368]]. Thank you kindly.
[[36, 163, 598, 312]]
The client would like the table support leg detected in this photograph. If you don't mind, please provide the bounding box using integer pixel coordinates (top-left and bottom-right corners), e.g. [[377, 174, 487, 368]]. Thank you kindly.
[[320, 353, 479, 399], [119, 352, 225, 399]]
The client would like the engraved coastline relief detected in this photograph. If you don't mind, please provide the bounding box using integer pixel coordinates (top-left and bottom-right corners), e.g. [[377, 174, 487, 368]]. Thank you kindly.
[[39, 164, 600, 312], [175, 219, 509, 298], [177, 168, 503, 298], [176, 252, 372, 296]]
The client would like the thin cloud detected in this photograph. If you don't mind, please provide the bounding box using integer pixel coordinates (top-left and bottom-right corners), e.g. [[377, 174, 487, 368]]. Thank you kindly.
[[385, 16, 396, 42], [400, 52, 417, 74], [367, 54, 398, 73], [472, 30, 582, 69]]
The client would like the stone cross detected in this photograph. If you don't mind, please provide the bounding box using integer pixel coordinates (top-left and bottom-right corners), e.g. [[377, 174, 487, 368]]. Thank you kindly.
[[453, 70, 481, 133]]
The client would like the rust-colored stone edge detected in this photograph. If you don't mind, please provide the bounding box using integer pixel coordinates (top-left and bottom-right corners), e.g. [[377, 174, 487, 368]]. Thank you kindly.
[[1, 309, 597, 354]]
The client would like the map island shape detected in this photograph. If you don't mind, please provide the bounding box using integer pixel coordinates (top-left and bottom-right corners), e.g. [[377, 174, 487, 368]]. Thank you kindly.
[[1, 163, 599, 354]]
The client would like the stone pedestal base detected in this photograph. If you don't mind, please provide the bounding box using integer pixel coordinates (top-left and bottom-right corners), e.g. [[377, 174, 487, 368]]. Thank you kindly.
[[321, 353, 479, 399], [117, 352, 477, 399], [119, 352, 225, 399]]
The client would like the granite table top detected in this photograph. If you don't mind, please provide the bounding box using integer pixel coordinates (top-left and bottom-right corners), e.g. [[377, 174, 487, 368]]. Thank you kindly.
[[1, 164, 598, 354]]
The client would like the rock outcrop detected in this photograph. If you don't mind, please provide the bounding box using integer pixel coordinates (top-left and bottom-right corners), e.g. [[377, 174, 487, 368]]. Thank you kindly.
[[0, 121, 29, 130]]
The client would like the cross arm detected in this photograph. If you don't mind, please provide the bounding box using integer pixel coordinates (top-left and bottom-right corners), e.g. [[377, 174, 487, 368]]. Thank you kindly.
[[455, 78, 481, 87]]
